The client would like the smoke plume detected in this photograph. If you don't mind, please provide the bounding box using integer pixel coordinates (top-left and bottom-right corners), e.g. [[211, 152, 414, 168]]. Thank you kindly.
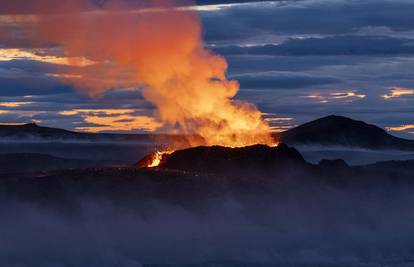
[[1, 0, 274, 147]]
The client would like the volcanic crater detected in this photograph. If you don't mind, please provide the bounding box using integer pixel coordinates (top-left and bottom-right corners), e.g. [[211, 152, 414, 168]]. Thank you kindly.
[[137, 143, 307, 173]]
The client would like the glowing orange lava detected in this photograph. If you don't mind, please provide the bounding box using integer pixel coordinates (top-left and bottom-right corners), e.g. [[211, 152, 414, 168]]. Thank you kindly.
[[147, 150, 174, 168]]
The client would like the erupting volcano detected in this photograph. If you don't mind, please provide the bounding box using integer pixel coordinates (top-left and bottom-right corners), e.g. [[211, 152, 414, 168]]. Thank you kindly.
[[137, 144, 303, 172], [13, 0, 278, 170], [18, 0, 276, 152]]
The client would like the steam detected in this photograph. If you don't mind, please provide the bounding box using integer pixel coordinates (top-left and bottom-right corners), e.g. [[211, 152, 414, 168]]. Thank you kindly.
[[2, 0, 274, 147]]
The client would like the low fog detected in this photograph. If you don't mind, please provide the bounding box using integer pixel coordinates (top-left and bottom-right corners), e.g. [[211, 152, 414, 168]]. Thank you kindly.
[[1, 141, 414, 168], [296, 145, 414, 165], [2, 167, 414, 267], [0, 142, 154, 163]]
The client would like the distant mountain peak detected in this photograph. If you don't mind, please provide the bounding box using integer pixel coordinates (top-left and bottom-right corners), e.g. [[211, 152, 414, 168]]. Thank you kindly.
[[0, 122, 85, 140], [279, 115, 414, 150]]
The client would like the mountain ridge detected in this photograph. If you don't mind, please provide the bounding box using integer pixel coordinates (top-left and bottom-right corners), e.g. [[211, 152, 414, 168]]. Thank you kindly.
[[1, 115, 413, 150]]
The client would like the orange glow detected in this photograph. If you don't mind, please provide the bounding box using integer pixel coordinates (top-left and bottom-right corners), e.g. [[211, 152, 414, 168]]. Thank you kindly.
[[305, 90, 366, 103], [46, 73, 82, 79], [60, 109, 161, 132], [146, 149, 175, 168], [75, 115, 161, 132], [382, 87, 414, 99], [263, 117, 294, 133], [7, 0, 276, 147], [0, 102, 32, 107], [60, 109, 136, 116], [0, 122, 28, 125], [0, 15, 38, 24], [269, 125, 293, 133], [0, 109, 43, 117], [0, 49, 94, 66], [330, 91, 366, 99], [386, 125, 414, 132]]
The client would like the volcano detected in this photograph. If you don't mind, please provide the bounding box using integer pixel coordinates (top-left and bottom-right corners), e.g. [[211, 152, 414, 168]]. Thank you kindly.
[[136, 143, 306, 173]]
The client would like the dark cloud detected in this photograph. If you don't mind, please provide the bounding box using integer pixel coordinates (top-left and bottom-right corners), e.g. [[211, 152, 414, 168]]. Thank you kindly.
[[0, 76, 73, 97], [215, 36, 414, 56], [233, 72, 340, 89], [225, 55, 367, 75], [201, 0, 414, 42], [0, 60, 78, 75]]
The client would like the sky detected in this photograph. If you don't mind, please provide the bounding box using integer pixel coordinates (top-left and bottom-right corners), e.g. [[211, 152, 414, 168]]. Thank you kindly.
[[0, 0, 413, 138]]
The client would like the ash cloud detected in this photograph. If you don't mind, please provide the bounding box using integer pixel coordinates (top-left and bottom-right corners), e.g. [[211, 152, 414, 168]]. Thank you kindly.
[[214, 36, 414, 56]]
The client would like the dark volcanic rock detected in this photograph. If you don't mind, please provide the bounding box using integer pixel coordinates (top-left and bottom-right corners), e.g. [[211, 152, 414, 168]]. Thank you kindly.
[[141, 143, 307, 173]]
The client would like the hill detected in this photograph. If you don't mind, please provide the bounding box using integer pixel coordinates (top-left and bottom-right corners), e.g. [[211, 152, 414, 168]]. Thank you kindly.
[[277, 115, 414, 150], [0, 123, 94, 140], [0, 123, 195, 145], [138, 143, 307, 173]]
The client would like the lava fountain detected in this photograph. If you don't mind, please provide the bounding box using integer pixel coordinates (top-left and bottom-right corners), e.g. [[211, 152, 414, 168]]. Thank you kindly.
[[5, 0, 278, 165], [137, 149, 175, 169]]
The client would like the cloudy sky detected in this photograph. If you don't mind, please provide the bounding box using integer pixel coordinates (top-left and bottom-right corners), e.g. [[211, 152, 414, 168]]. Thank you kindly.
[[0, 0, 414, 138]]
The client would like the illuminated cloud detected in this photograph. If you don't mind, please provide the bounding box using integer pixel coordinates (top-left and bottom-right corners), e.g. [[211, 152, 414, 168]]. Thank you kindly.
[[386, 124, 414, 133], [264, 115, 294, 133], [265, 117, 294, 122], [117, 3, 243, 13], [330, 91, 366, 99], [0, 101, 32, 107], [60, 109, 161, 133], [382, 87, 414, 99], [304, 90, 366, 103], [0, 15, 38, 24], [0, 122, 29, 125], [45, 73, 82, 79], [59, 109, 136, 116], [268, 125, 294, 133], [0, 109, 44, 122], [0, 49, 94, 66], [186, 3, 243, 11]]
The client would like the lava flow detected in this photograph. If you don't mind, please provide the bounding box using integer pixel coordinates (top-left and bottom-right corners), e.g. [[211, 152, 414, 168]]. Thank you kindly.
[[147, 152, 167, 168], [136, 148, 175, 169], [147, 150, 174, 168]]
